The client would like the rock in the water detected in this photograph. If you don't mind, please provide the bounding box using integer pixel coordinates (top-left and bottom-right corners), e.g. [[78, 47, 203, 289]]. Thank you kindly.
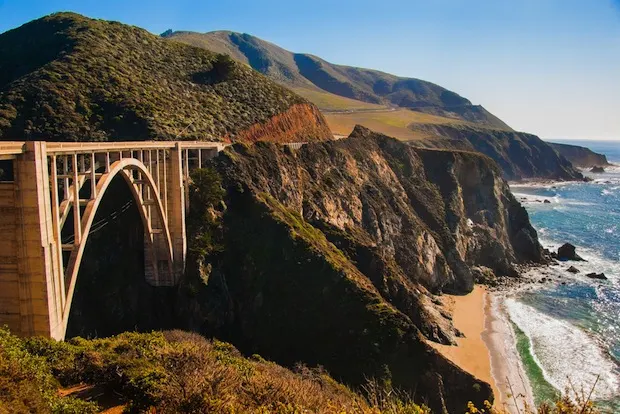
[[590, 166, 605, 173], [543, 199, 551, 204], [586, 272, 607, 280], [557, 243, 585, 261], [567, 266, 580, 274]]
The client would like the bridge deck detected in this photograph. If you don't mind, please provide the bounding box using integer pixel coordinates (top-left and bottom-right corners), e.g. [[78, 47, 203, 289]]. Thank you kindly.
[[0, 142, 26, 160], [0, 141, 226, 158]]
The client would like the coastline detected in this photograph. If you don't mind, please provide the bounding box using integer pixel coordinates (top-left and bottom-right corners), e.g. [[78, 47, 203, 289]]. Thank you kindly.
[[429, 286, 534, 413], [484, 292, 535, 413]]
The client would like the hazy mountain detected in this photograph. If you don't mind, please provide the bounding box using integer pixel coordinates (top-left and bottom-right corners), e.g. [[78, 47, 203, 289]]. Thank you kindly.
[[164, 30, 511, 129]]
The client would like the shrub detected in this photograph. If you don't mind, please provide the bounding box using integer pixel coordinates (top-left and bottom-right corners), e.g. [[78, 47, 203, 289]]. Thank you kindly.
[[0, 13, 310, 143], [0, 327, 99, 413], [1, 328, 602, 414]]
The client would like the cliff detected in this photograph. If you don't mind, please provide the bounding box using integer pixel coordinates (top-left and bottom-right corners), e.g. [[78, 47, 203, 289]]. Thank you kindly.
[[549, 142, 610, 168], [229, 103, 331, 143], [409, 123, 584, 181], [177, 126, 544, 412], [0, 13, 332, 143]]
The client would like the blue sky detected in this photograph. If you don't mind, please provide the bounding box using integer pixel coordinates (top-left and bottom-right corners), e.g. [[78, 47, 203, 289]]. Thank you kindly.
[[1, 0, 619, 140]]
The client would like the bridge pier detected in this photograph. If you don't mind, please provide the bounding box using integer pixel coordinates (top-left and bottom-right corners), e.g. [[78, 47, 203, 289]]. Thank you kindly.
[[1, 142, 65, 339], [169, 144, 187, 282]]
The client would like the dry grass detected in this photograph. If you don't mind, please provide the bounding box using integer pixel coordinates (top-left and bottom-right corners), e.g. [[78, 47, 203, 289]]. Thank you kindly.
[[4, 328, 428, 413], [293, 87, 388, 111], [323, 108, 468, 140], [159, 330, 372, 413], [1, 327, 603, 414]]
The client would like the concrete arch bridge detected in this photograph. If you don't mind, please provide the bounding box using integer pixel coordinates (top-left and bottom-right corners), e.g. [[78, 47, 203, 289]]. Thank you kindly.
[[0, 141, 224, 340]]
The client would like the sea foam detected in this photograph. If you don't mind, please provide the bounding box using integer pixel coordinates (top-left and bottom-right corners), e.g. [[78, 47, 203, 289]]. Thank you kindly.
[[506, 299, 620, 401], [538, 237, 619, 284]]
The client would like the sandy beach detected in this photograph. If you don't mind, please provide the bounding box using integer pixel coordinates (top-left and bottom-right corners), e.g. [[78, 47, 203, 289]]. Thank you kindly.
[[429, 286, 534, 413]]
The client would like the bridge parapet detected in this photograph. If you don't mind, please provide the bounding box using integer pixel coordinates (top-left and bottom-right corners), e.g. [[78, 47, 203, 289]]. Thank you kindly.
[[0, 140, 224, 340]]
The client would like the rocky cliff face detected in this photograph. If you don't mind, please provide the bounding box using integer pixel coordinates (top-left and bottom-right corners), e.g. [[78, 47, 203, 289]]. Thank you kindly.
[[410, 123, 584, 181], [549, 142, 610, 168], [230, 103, 332, 143], [177, 126, 544, 413]]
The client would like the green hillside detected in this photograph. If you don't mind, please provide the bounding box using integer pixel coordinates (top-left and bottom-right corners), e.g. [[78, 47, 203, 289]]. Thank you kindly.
[[165, 30, 511, 129], [0, 14, 330, 142]]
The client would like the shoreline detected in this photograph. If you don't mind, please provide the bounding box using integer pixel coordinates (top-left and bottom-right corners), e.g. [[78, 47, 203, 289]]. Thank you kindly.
[[429, 286, 534, 413], [484, 292, 535, 413]]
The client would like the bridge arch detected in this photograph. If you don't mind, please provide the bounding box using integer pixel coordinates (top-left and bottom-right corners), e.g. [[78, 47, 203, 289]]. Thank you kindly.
[[1, 140, 224, 340], [61, 158, 174, 333]]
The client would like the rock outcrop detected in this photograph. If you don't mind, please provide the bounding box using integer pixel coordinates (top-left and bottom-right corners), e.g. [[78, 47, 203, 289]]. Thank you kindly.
[[557, 243, 585, 261], [230, 103, 332, 144], [549, 142, 610, 168], [409, 123, 583, 181], [178, 126, 544, 412]]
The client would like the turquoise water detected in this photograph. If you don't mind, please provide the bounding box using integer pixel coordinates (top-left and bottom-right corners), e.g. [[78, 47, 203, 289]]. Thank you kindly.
[[509, 140, 620, 411]]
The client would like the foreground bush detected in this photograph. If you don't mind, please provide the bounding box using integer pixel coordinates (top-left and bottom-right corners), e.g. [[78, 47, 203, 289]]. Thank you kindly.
[[0, 327, 601, 413], [0, 328, 98, 414], [2, 327, 428, 413]]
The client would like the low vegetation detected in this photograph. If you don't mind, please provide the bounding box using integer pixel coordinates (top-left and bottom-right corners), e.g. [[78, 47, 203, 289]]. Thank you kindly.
[[0, 326, 601, 413], [323, 107, 468, 140], [0, 13, 323, 142], [292, 87, 388, 111], [0, 327, 432, 413], [0, 327, 99, 413]]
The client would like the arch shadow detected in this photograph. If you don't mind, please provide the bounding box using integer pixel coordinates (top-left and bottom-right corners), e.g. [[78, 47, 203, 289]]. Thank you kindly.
[[60, 158, 174, 335]]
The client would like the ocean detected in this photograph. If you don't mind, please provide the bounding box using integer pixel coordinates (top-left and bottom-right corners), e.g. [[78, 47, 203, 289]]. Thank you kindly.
[[509, 139, 620, 412]]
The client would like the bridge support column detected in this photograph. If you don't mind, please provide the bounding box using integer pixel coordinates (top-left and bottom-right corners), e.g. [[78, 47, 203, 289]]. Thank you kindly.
[[12, 142, 64, 339], [168, 144, 186, 282]]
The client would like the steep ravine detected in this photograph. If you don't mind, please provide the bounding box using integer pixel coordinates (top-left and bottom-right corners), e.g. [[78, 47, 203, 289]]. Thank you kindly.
[[174, 126, 544, 413]]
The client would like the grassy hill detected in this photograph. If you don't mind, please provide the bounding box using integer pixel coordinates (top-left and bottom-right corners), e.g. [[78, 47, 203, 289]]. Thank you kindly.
[[324, 108, 471, 141], [164, 30, 511, 129], [0, 14, 331, 142]]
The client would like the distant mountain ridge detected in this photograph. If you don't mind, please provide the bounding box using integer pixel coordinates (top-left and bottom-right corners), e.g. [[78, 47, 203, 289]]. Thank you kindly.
[[548, 142, 610, 168], [164, 30, 511, 129], [163, 29, 586, 181]]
